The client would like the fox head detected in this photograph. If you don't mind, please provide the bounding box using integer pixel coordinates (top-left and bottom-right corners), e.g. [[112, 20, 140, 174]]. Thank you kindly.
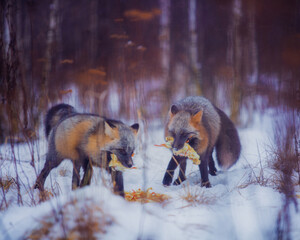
[[166, 105, 203, 151], [104, 119, 139, 168]]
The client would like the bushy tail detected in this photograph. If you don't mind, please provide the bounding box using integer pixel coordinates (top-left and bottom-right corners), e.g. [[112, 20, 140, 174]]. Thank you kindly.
[[45, 103, 76, 139], [215, 107, 241, 169]]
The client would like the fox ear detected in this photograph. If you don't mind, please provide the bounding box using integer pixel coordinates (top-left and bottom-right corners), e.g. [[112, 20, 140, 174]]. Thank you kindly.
[[104, 121, 115, 137], [191, 110, 203, 124], [170, 105, 179, 116], [105, 119, 116, 128], [131, 123, 139, 135]]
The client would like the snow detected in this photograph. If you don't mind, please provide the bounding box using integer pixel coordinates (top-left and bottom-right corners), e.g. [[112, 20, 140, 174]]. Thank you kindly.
[[0, 108, 299, 240]]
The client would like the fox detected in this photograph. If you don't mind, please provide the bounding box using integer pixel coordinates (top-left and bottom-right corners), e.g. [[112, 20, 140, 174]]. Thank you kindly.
[[35, 104, 139, 197], [162, 96, 241, 187]]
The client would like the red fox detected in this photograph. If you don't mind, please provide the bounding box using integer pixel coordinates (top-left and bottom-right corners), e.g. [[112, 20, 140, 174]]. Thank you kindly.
[[35, 104, 139, 196], [163, 96, 241, 187]]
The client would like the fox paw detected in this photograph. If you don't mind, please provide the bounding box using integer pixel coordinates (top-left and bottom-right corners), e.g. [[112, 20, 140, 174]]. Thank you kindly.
[[173, 178, 186, 185], [209, 169, 217, 176], [173, 178, 181, 185], [201, 181, 211, 188], [162, 175, 173, 186]]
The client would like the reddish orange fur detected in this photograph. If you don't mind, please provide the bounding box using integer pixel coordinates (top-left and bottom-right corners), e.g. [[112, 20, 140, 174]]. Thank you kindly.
[[190, 111, 209, 154], [56, 120, 94, 160], [85, 127, 119, 160]]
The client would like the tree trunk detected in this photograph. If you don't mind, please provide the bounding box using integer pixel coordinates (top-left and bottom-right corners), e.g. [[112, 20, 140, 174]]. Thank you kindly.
[[188, 0, 201, 96], [229, 0, 242, 125]]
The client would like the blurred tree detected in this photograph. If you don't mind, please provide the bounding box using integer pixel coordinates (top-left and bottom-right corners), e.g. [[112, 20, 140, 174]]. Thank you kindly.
[[229, 0, 242, 124], [0, 0, 299, 141]]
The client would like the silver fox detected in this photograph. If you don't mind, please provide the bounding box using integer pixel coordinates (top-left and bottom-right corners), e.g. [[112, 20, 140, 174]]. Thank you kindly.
[[163, 96, 241, 187], [35, 104, 139, 196]]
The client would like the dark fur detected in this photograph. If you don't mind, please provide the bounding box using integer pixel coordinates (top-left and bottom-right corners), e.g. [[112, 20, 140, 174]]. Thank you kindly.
[[45, 103, 76, 138], [163, 96, 241, 187], [215, 107, 241, 168]]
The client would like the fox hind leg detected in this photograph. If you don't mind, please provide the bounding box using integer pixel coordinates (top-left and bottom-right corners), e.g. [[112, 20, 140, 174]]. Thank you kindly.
[[80, 158, 93, 187], [199, 151, 212, 188], [72, 160, 81, 190], [208, 149, 217, 176], [35, 153, 62, 191]]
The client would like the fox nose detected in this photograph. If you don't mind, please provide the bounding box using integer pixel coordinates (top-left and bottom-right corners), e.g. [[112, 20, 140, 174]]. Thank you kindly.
[[172, 143, 177, 151], [172, 141, 184, 151], [127, 158, 133, 168], [173, 147, 179, 151]]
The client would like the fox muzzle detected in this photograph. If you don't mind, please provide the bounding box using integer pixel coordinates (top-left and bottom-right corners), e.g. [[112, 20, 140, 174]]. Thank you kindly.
[[172, 136, 186, 151], [116, 153, 133, 168]]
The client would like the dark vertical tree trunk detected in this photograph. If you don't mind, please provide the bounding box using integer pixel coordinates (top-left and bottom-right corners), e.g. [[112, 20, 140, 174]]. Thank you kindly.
[[195, 0, 205, 96], [89, 0, 98, 67], [5, 0, 19, 135], [229, 0, 242, 124], [168, 0, 189, 101], [187, 0, 201, 96], [43, 0, 59, 105], [243, 0, 257, 126], [0, 0, 5, 142], [160, 0, 171, 113]]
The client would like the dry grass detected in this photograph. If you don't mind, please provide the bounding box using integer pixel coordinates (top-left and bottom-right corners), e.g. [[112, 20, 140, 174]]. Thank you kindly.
[[29, 219, 55, 240], [27, 198, 114, 240], [38, 188, 55, 202], [125, 187, 170, 204], [236, 142, 279, 190], [180, 183, 216, 207], [237, 164, 273, 189], [268, 112, 299, 239], [37, 180, 61, 203], [0, 176, 17, 211], [0, 176, 17, 192]]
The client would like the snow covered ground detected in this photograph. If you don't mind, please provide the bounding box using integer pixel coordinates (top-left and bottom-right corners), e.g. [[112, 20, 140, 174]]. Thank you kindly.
[[0, 109, 299, 240]]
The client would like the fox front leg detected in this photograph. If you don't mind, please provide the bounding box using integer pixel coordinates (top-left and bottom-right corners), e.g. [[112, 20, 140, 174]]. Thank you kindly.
[[162, 155, 178, 186], [162, 155, 186, 186], [111, 170, 124, 197], [173, 158, 187, 185]]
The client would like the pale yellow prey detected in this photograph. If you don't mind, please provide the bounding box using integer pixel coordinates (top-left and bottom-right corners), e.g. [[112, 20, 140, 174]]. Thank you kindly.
[[155, 136, 201, 165], [109, 153, 137, 172]]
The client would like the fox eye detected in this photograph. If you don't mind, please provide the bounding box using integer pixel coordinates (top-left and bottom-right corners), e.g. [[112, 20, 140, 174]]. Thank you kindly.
[[186, 136, 193, 143]]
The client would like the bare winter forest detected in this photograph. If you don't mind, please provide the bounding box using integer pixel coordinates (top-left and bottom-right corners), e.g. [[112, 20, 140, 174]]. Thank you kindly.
[[0, 0, 300, 239]]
